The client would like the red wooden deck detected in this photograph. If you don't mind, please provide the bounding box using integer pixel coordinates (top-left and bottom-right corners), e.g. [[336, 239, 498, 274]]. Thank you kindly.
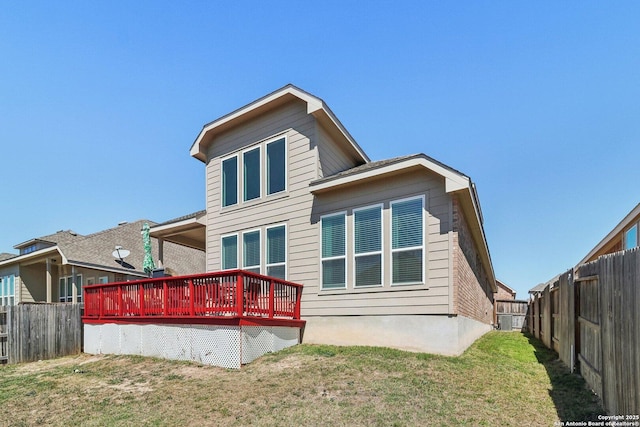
[[82, 270, 305, 328]]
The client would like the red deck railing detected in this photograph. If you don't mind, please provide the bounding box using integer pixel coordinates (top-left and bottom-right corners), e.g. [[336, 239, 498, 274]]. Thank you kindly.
[[82, 270, 304, 326]]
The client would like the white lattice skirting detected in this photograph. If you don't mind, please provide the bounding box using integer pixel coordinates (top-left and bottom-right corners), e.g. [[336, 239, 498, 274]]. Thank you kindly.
[[84, 323, 300, 369]]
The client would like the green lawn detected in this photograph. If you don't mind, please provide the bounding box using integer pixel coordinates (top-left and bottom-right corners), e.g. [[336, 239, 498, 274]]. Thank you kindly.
[[0, 331, 604, 426]]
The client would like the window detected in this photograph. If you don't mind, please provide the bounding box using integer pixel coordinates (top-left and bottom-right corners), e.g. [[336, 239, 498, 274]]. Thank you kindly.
[[0, 275, 15, 306], [59, 275, 82, 303], [266, 225, 286, 279], [625, 224, 638, 250], [321, 213, 347, 289], [221, 135, 287, 208], [21, 244, 38, 255], [354, 205, 383, 287], [98, 276, 109, 284], [243, 230, 261, 273], [267, 138, 286, 195], [222, 156, 238, 207], [391, 197, 424, 284], [221, 234, 238, 270], [243, 147, 261, 201]]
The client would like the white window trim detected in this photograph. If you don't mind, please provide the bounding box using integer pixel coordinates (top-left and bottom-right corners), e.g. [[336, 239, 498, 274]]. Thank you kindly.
[[242, 146, 262, 202], [353, 204, 384, 288], [624, 223, 639, 250], [220, 233, 239, 271], [266, 223, 287, 279], [0, 274, 16, 306], [59, 274, 83, 303], [220, 133, 288, 209], [242, 228, 262, 273], [265, 135, 288, 196], [220, 153, 240, 208], [320, 211, 348, 290], [390, 195, 426, 286]]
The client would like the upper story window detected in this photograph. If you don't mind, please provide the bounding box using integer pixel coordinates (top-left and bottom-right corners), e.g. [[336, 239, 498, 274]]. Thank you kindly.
[[20, 244, 38, 255], [624, 223, 638, 250], [221, 135, 287, 208], [243, 147, 261, 202], [222, 157, 238, 207]]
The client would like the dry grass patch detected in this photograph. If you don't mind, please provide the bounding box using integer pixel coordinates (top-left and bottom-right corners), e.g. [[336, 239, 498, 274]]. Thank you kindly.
[[0, 332, 604, 426]]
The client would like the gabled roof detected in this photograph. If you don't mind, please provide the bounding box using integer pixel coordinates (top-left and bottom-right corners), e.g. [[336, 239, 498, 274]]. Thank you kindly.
[[0, 220, 205, 276], [0, 252, 17, 262], [190, 84, 370, 164], [310, 153, 495, 290], [578, 202, 640, 265], [496, 279, 516, 296]]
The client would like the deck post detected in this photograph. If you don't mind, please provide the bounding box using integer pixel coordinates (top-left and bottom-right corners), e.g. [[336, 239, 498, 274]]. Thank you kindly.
[[294, 287, 302, 319]]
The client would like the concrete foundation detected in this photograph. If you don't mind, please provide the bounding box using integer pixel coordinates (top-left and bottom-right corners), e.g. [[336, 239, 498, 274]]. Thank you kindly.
[[84, 323, 300, 369], [302, 314, 491, 356]]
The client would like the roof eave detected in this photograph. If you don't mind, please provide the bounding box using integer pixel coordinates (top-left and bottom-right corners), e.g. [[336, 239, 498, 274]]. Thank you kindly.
[[189, 84, 369, 164]]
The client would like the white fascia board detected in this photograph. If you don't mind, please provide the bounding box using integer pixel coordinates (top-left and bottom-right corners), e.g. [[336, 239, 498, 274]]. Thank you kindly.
[[310, 157, 470, 194], [0, 246, 66, 267], [190, 86, 322, 162], [190, 85, 369, 164], [578, 202, 640, 265]]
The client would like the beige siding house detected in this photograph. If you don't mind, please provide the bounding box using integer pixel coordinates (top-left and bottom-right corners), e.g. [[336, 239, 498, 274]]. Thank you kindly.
[[0, 220, 205, 306], [183, 84, 496, 355]]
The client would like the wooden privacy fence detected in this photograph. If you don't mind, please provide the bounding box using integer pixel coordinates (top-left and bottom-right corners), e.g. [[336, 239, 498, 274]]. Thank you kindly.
[[528, 248, 640, 416], [0, 303, 82, 364], [495, 299, 529, 330]]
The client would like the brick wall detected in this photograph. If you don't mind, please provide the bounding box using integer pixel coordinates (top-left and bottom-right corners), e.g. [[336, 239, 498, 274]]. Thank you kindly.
[[451, 197, 494, 325], [495, 282, 515, 301]]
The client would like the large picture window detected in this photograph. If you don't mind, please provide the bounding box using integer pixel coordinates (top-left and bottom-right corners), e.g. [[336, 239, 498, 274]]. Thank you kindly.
[[222, 156, 238, 207], [243, 230, 261, 273], [266, 225, 286, 279], [243, 147, 261, 202], [354, 205, 382, 287], [391, 197, 424, 284], [321, 213, 346, 289], [221, 234, 238, 270]]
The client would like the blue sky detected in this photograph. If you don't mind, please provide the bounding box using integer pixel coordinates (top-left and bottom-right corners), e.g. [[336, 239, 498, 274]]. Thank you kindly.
[[1, 2, 638, 299]]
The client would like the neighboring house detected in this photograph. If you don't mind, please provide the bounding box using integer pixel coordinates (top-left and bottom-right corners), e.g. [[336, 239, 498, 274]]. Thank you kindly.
[[495, 279, 516, 300], [157, 84, 496, 355], [0, 220, 205, 306], [577, 202, 640, 265]]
